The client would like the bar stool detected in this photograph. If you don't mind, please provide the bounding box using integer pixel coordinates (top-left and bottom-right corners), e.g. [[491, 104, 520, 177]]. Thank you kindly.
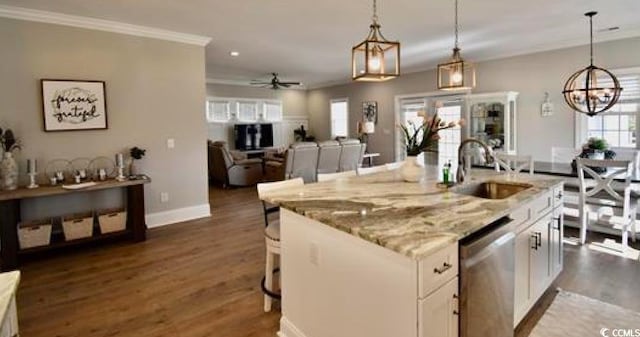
[[493, 153, 534, 175], [256, 177, 304, 312]]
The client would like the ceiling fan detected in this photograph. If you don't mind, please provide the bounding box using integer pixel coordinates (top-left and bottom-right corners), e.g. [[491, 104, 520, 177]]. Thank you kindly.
[[250, 73, 301, 90]]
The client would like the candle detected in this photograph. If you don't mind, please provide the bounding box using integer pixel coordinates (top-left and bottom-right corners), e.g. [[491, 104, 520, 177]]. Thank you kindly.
[[27, 159, 37, 174], [116, 153, 124, 168]]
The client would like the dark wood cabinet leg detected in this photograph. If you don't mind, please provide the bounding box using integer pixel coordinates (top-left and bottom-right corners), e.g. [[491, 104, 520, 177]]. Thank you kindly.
[[127, 184, 146, 242], [0, 200, 21, 271]]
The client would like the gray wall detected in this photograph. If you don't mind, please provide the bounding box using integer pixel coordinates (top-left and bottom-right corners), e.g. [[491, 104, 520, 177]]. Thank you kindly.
[[207, 83, 308, 117], [0, 18, 209, 217], [307, 37, 640, 163]]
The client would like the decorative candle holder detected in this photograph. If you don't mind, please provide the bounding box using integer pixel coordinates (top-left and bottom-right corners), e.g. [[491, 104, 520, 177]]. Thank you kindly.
[[116, 166, 126, 181], [27, 173, 39, 189]]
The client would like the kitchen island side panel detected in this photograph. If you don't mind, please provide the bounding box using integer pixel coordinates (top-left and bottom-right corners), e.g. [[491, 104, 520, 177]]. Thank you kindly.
[[280, 209, 419, 337]]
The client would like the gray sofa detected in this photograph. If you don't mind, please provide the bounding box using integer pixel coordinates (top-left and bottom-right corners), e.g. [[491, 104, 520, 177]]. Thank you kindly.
[[264, 139, 366, 183]]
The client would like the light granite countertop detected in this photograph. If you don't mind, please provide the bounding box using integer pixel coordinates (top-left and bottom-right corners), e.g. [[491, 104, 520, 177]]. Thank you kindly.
[[0, 271, 20, 325], [262, 168, 564, 260]]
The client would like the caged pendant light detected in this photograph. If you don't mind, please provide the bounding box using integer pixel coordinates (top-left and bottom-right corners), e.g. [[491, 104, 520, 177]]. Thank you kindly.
[[562, 12, 622, 117], [437, 0, 475, 90], [351, 0, 400, 82]]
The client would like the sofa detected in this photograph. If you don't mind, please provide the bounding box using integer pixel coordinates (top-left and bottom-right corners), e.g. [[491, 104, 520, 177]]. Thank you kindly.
[[264, 139, 366, 183], [208, 141, 263, 187]]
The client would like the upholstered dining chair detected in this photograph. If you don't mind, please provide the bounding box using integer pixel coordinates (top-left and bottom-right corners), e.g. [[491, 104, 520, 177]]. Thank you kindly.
[[493, 153, 534, 175], [317, 170, 357, 182], [576, 158, 637, 248], [256, 177, 304, 312]]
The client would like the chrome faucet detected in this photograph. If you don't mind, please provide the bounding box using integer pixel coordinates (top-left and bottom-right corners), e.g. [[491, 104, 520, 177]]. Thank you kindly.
[[456, 138, 495, 183]]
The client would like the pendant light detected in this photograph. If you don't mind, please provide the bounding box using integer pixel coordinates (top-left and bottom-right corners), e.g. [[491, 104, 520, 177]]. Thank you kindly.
[[351, 0, 400, 82], [437, 0, 475, 90], [562, 12, 622, 117]]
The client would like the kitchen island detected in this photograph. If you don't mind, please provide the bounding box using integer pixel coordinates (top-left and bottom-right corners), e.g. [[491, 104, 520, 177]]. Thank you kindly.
[[263, 169, 565, 337]]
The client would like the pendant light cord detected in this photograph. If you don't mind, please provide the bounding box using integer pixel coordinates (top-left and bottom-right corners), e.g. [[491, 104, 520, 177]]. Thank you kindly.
[[589, 13, 594, 66], [454, 0, 459, 49], [372, 0, 378, 23]]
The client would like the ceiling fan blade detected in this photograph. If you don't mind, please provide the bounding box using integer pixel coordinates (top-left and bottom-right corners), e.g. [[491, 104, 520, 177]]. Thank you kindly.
[[279, 82, 301, 86], [279, 84, 291, 88]]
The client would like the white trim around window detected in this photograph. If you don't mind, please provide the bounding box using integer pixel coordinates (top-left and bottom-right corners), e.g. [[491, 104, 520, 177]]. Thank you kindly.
[[205, 96, 283, 123]]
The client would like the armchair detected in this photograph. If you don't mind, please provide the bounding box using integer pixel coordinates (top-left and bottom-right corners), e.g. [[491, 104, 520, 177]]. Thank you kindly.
[[208, 141, 263, 187]]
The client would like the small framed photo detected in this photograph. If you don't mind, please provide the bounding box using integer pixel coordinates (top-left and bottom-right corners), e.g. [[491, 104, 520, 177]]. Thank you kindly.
[[41, 79, 108, 132], [363, 101, 378, 124]]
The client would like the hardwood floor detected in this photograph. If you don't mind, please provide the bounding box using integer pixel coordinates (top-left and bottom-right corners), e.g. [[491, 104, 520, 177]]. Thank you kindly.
[[15, 186, 640, 337]]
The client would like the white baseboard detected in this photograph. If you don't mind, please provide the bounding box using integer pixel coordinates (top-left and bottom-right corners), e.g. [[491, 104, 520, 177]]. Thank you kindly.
[[145, 203, 211, 228], [278, 316, 308, 337]]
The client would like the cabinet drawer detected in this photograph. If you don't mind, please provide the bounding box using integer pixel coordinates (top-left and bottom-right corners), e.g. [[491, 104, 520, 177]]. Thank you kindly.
[[553, 185, 564, 209], [530, 190, 553, 218], [511, 205, 532, 233], [418, 242, 458, 298]]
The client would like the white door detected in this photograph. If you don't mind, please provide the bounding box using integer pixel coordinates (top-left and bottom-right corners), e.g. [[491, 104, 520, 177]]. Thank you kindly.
[[530, 215, 552, 299], [419, 277, 458, 337], [513, 227, 532, 326]]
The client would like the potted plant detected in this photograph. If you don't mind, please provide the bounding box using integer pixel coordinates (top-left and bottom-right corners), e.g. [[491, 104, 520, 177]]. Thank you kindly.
[[398, 112, 462, 182], [571, 137, 616, 173], [0, 128, 21, 190], [129, 146, 146, 175]]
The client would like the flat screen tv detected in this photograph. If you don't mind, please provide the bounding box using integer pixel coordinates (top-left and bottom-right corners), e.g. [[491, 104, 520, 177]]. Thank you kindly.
[[234, 123, 273, 150]]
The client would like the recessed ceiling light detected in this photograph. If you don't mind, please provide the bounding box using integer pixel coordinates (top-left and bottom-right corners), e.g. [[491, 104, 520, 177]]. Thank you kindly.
[[230, 51, 240, 57]]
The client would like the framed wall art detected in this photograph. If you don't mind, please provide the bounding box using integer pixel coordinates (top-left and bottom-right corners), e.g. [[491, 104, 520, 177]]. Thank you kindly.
[[362, 101, 378, 124], [41, 79, 108, 131]]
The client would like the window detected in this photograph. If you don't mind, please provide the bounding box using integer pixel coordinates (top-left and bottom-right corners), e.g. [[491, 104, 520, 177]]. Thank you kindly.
[[263, 101, 283, 121], [205, 97, 284, 122], [580, 69, 640, 149], [206, 100, 230, 122], [397, 95, 463, 167], [330, 99, 349, 138]]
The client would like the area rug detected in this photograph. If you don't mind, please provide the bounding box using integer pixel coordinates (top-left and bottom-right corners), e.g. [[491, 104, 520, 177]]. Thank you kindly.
[[529, 290, 640, 337]]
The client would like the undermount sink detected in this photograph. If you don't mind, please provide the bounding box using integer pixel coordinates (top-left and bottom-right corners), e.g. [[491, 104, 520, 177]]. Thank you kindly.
[[452, 181, 533, 200]]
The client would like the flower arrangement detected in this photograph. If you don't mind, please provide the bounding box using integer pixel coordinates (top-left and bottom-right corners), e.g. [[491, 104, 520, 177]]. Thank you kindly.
[[130, 146, 146, 160], [0, 128, 20, 153], [399, 112, 463, 156]]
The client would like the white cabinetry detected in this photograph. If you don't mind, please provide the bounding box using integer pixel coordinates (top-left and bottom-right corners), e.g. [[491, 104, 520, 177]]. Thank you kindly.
[[419, 277, 459, 337], [514, 184, 564, 326]]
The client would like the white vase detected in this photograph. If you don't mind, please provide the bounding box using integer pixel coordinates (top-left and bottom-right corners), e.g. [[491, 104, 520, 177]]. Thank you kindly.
[[0, 152, 19, 190], [401, 156, 423, 182]]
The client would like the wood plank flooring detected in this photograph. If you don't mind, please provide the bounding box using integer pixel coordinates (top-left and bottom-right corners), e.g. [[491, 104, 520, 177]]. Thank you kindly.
[[15, 186, 640, 337]]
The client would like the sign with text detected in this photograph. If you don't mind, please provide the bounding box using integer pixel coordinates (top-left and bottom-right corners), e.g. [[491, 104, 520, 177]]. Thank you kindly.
[[41, 79, 108, 131]]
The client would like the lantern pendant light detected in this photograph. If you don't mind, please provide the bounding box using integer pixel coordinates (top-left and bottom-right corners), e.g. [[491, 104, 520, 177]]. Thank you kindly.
[[437, 0, 475, 90], [351, 0, 400, 82], [562, 12, 622, 117]]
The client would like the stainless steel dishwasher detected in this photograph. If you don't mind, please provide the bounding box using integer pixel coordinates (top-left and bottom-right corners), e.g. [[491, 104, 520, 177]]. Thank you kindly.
[[459, 216, 516, 337]]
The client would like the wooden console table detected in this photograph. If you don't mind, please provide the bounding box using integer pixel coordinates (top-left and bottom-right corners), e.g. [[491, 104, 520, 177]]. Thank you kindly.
[[0, 178, 150, 271]]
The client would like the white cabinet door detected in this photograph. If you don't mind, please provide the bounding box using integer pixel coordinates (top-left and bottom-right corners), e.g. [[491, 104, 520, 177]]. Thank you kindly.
[[530, 214, 552, 300], [419, 277, 458, 337], [550, 207, 564, 278], [514, 226, 532, 326]]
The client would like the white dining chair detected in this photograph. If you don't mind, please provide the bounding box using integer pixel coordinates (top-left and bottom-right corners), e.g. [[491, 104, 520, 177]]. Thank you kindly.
[[551, 147, 580, 164], [357, 165, 388, 176], [493, 153, 534, 175], [385, 161, 404, 171], [576, 158, 637, 249], [317, 170, 357, 182], [256, 177, 304, 312]]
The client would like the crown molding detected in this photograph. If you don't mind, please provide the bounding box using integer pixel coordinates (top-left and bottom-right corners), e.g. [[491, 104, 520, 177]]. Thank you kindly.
[[0, 5, 211, 46]]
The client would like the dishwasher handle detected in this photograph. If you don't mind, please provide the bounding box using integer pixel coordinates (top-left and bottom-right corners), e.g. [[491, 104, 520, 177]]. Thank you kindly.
[[462, 231, 516, 269]]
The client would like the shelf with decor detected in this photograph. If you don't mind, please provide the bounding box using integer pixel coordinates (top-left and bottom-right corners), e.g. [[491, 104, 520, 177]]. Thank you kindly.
[[0, 177, 150, 271], [465, 91, 519, 155]]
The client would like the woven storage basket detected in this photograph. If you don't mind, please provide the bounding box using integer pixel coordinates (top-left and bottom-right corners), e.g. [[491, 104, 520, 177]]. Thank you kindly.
[[97, 208, 127, 234], [18, 219, 52, 249], [62, 212, 94, 241]]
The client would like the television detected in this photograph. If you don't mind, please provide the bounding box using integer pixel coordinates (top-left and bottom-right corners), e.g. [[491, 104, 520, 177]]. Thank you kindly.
[[234, 123, 273, 150]]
